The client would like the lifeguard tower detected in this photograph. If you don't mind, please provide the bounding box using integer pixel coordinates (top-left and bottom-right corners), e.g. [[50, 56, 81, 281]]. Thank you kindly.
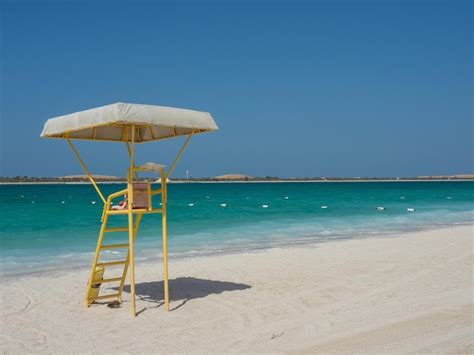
[[41, 102, 218, 317]]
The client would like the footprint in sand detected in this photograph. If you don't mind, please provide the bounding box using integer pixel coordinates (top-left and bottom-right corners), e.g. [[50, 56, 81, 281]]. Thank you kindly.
[[0, 286, 48, 352], [0, 285, 32, 316]]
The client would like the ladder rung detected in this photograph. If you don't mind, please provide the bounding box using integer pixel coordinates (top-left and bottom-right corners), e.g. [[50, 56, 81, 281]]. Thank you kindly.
[[92, 277, 122, 285], [97, 260, 127, 267], [89, 293, 120, 301], [101, 243, 129, 250], [104, 227, 129, 233]]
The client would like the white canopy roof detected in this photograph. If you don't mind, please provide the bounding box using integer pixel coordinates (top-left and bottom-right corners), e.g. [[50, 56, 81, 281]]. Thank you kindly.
[[40, 102, 218, 143]]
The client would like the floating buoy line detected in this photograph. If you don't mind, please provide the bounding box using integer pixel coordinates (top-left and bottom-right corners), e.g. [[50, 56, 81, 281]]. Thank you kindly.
[[39, 195, 419, 213]]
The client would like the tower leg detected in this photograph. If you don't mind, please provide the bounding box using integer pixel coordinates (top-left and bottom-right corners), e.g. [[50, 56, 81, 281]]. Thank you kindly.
[[127, 125, 136, 317], [162, 207, 169, 311], [118, 213, 142, 303], [161, 169, 170, 311], [128, 207, 136, 317]]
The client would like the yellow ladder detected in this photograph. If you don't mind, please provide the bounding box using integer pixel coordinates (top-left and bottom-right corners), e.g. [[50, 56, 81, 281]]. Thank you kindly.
[[84, 211, 143, 307], [83, 164, 171, 317]]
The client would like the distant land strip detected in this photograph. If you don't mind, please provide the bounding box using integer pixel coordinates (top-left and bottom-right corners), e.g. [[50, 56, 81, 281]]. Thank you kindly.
[[1, 173, 473, 184]]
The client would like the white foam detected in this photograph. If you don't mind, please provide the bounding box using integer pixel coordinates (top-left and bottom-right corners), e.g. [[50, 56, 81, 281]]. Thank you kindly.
[[220, 203, 227, 207], [262, 204, 269, 208], [188, 203, 195, 207], [321, 205, 328, 209]]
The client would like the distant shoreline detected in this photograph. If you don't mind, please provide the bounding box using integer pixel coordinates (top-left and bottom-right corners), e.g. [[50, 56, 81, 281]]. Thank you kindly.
[[1, 179, 473, 185]]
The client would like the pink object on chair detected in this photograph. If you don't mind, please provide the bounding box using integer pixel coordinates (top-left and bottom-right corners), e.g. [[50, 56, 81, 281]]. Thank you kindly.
[[111, 200, 127, 210]]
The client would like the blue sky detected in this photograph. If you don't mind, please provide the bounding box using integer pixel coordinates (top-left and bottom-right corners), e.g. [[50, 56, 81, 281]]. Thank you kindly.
[[1, 0, 472, 178]]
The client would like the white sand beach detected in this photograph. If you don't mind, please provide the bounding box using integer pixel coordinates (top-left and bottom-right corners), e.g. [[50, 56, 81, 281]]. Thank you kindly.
[[1, 225, 472, 354]]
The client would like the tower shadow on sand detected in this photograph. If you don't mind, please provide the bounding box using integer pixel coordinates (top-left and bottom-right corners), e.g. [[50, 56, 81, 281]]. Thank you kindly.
[[112, 277, 252, 314]]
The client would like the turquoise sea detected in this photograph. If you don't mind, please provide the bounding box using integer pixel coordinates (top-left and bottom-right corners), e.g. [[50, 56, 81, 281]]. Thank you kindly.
[[1, 181, 473, 276]]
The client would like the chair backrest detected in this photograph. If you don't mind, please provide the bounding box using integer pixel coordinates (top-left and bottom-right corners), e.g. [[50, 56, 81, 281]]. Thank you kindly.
[[132, 183, 149, 209]]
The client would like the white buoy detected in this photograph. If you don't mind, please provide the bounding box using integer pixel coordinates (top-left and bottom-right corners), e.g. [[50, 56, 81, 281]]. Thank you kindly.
[[400, 196, 405, 199], [31, 201, 35, 204], [284, 196, 289, 200], [220, 203, 227, 207], [376, 206, 385, 211], [206, 196, 210, 199], [91, 201, 96, 205], [61, 201, 65, 204], [407, 208, 416, 212], [262, 204, 269, 208], [446, 196, 452, 200], [159, 202, 162, 206], [321, 205, 328, 209], [21, 195, 24, 198], [188, 203, 194, 207]]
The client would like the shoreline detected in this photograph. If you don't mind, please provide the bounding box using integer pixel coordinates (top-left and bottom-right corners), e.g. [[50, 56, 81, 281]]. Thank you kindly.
[[1, 224, 472, 353], [3, 222, 473, 280], [1, 179, 474, 185]]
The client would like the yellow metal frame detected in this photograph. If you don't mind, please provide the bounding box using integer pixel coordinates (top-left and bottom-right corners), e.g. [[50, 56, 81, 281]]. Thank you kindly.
[[67, 128, 195, 317], [66, 139, 106, 204]]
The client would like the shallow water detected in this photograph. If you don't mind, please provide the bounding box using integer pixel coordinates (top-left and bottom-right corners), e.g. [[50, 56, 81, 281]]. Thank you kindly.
[[1, 181, 473, 275]]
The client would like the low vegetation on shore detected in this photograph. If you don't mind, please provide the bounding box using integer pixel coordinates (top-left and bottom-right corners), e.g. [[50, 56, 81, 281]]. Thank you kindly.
[[1, 174, 473, 183]]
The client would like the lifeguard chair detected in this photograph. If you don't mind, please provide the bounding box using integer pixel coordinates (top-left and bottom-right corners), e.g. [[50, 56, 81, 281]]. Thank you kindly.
[[41, 102, 218, 317]]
